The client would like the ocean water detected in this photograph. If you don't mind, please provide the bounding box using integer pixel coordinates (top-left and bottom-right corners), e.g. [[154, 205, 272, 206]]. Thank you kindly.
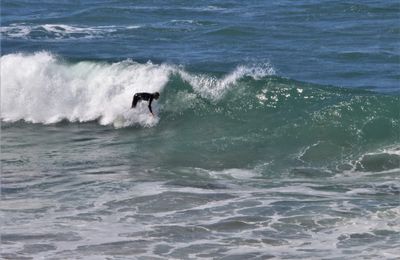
[[1, 1, 399, 259]]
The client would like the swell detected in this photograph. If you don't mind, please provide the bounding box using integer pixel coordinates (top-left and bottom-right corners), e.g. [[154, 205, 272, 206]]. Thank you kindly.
[[161, 73, 399, 171], [1, 52, 398, 144], [1, 51, 399, 173]]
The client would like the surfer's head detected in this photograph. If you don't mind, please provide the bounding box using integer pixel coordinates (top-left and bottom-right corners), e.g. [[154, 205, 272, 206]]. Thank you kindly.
[[154, 92, 160, 99]]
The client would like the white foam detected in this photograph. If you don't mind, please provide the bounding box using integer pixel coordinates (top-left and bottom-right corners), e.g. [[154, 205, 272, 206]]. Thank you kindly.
[[372, 146, 400, 156], [0, 52, 172, 127], [345, 188, 377, 195], [208, 168, 260, 179], [0, 23, 141, 39], [0, 24, 32, 38], [178, 63, 275, 100], [42, 24, 117, 37]]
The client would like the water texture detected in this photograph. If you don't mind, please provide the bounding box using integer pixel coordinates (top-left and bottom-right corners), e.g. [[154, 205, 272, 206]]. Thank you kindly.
[[1, 1, 399, 259]]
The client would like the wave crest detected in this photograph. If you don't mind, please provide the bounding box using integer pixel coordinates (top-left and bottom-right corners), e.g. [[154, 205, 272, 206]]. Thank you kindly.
[[1, 52, 275, 127], [1, 52, 172, 127]]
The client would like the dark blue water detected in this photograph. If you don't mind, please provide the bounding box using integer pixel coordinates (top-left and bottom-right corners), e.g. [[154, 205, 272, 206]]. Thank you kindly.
[[1, 1, 400, 259], [2, 0, 399, 91]]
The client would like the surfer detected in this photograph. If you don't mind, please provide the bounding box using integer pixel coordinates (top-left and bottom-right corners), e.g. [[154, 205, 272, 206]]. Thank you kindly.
[[131, 92, 160, 116]]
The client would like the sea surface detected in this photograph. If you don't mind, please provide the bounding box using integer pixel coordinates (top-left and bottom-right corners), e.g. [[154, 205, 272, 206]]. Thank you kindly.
[[1, 1, 399, 259]]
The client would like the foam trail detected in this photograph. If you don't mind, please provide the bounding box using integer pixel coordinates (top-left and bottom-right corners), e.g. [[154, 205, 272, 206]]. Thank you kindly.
[[1, 52, 173, 127]]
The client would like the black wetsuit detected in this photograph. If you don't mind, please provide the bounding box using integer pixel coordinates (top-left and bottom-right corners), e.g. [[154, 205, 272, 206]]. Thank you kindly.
[[131, 92, 156, 114]]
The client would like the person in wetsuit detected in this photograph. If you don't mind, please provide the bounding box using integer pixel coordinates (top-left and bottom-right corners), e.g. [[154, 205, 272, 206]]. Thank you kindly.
[[131, 92, 160, 116]]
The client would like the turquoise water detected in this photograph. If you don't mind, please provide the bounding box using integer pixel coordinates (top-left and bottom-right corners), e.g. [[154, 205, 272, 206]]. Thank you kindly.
[[1, 1, 400, 259]]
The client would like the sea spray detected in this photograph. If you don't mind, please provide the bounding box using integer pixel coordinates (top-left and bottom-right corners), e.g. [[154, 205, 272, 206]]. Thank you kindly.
[[1, 52, 172, 126], [178, 63, 276, 100]]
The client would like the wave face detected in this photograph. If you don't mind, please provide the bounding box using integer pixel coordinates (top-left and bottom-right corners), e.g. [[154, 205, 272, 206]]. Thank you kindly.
[[2, 52, 399, 170], [0, 52, 275, 127]]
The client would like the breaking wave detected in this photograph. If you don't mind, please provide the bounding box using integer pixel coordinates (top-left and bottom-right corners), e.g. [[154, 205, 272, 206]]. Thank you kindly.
[[0, 51, 275, 127]]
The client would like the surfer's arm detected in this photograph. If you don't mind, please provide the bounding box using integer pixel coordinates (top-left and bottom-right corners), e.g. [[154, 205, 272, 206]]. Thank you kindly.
[[131, 93, 140, 108], [131, 96, 136, 108], [148, 97, 154, 115]]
